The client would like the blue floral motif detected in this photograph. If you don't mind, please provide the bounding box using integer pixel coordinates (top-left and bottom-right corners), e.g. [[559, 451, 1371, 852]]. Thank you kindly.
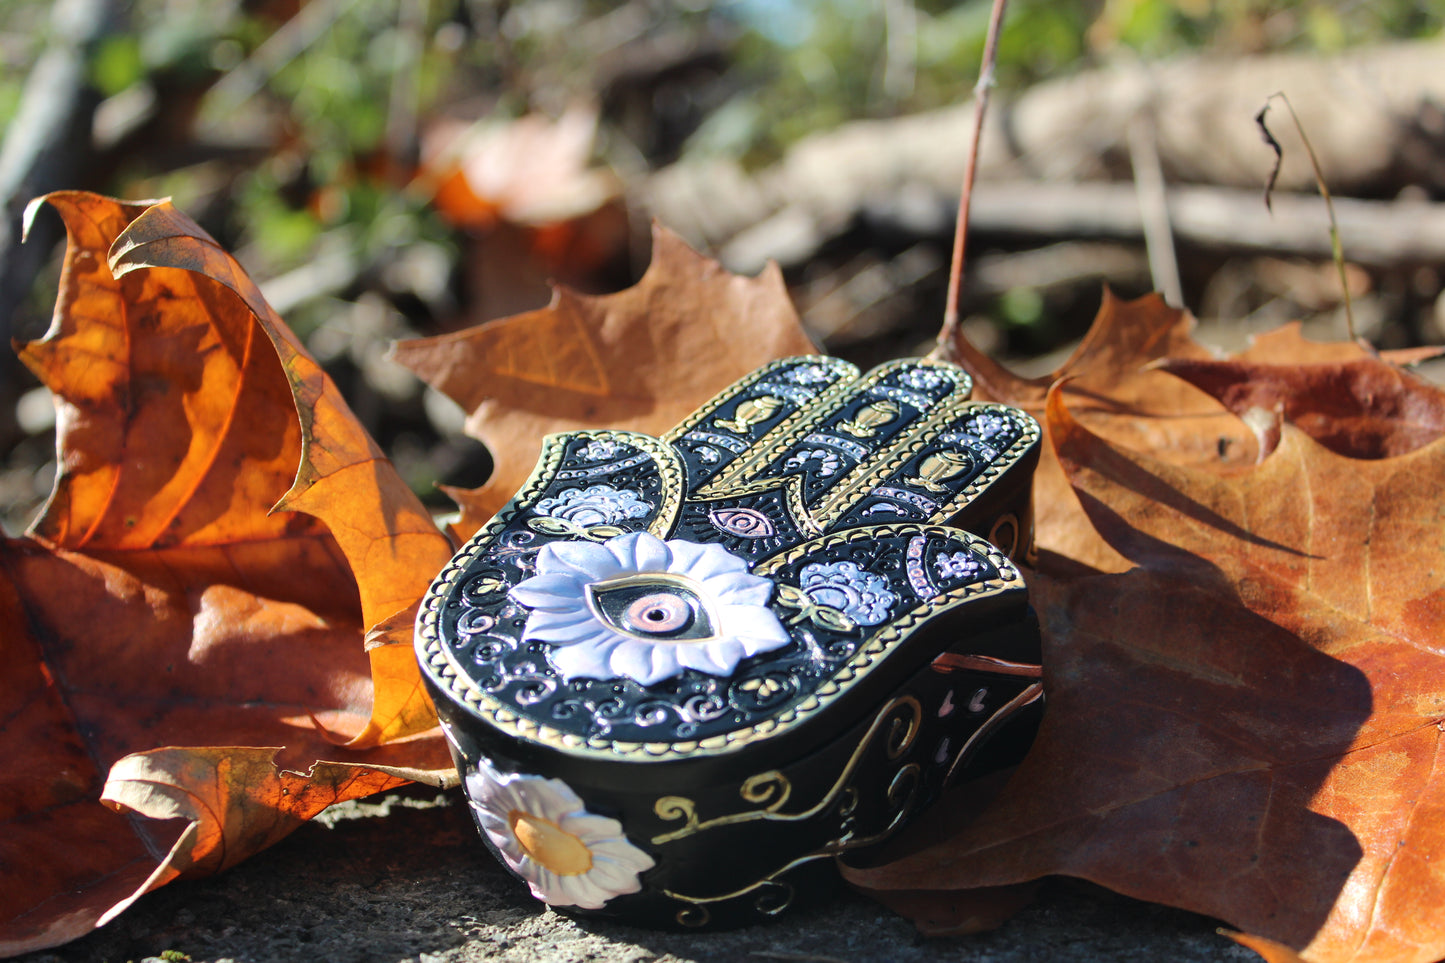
[[534, 484, 651, 528], [898, 367, 949, 390], [967, 412, 1010, 441], [578, 439, 625, 462], [797, 561, 896, 627], [786, 363, 831, 385]]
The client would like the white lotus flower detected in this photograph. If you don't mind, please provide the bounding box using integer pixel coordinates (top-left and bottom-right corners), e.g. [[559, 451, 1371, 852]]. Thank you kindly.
[[466, 762, 654, 909], [510, 531, 791, 685]]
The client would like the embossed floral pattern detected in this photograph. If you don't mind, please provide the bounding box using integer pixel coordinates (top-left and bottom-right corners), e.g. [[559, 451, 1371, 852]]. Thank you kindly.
[[935, 550, 983, 581], [784, 447, 842, 477], [465, 761, 655, 909], [966, 412, 1010, 441], [898, 367, 949, 390], [534, 484, 652, 527], [798, 561, 896, 626], [786, 363, 831, 384], [510, 532, 792, 685], [578, 439, 625, 462]]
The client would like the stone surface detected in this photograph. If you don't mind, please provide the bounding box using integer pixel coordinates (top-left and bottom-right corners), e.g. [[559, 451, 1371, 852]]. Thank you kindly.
[[14, 786, 1259, 963]]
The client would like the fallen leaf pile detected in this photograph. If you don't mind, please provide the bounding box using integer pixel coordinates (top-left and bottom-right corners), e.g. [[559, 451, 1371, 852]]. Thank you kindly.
[[5, 191, 1445, 963], [0, 192, 475, 956], [849, 300, 1445, 963], [0, 194, 814, 956]]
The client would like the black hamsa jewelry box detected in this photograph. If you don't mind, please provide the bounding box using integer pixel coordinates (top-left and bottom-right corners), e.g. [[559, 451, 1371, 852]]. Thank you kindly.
[[415, 356, 1044, 928]]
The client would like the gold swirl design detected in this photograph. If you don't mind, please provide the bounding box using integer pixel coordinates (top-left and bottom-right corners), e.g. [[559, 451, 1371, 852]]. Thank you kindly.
[[657, 699, 929, 915], [650, 695, 920, 845]]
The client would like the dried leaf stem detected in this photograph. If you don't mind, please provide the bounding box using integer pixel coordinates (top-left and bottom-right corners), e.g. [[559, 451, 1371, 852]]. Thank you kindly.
[[1256, 92, 1356, 341], [933, 0, 1009, 362]]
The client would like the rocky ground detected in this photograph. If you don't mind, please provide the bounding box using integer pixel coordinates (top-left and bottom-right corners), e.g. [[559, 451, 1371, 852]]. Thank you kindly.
[[15, 785, 1260, 963]]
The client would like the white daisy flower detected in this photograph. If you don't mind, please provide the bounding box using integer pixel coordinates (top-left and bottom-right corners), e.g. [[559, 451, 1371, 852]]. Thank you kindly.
[[509, 531, 792, 685], [466, 763, 655, 909]]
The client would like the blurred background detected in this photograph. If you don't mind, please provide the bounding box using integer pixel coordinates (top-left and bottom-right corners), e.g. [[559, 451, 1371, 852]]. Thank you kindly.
[[4, 0, 1445, 532]]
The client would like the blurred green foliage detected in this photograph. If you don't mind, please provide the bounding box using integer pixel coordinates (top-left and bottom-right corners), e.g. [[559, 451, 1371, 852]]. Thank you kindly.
[[3, 0, 1445, 287], [711, 0, 1445, 163]]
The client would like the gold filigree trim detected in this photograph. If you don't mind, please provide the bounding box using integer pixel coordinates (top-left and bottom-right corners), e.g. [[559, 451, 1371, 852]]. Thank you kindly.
[[650, 695, 921, 844]]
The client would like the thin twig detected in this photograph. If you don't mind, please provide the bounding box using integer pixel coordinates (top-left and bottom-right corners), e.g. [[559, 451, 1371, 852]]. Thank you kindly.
[[932, 0, 1010, 362], [1256, 92, 1356, 341], [1127, 111, 1182, 307]]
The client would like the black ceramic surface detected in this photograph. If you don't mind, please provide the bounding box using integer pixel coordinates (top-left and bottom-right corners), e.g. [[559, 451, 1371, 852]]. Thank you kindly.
[[416, 357, 1044, 928]]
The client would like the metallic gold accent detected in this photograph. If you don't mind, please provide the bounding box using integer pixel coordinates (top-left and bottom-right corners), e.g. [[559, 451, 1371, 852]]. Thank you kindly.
[[464, 575, 508, 597], [675, 905, 710, 927], [650, 696, 920, 844], [903, 449, 973, 492], [663, 871, 803, 917], [988, 512, 1020, 557], [838, 398, 901, 438], [775, 584, 856, 632], [662, 357, 858, 446], [657, 698, 933, 913], [526, 517, 627, 541], [697, 359, 965, 497], [715, 394, 784, 434], [812, 402, 1041, 528]]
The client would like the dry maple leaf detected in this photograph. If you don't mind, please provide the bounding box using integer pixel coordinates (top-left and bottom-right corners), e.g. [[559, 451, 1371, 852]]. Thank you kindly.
[[0, 193, 453, 956], [847, 385, 1445, 963], [422, 107, 630, 325], [940, 290, 1257, 574], [1161, 354, 1445, 460], [391, 222, 819, 539]]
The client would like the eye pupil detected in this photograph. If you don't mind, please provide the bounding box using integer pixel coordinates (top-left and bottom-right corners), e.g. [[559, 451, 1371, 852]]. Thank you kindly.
[[622, 593, 693, 634], [591, 580, 717, 640]]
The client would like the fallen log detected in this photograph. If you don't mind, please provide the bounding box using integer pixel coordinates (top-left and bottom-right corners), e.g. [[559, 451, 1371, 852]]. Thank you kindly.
[[642, 38, 1445, 271]]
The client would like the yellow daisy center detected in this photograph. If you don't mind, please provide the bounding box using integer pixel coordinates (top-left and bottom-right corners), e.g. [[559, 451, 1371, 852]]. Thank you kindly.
[[509, 810, 594, 876]]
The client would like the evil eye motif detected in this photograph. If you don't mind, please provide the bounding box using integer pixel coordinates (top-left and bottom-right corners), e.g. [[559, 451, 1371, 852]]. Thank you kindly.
[[588, 577, 716, 640], [708, 507, 777, 539], [509, 532, 791, 686]]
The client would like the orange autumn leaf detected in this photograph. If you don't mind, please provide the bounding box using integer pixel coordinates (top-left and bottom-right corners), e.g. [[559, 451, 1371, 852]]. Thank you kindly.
[[0, 193, 452, 956], [940, 290, 1256, 574], [391, 222, 818, 538], [106, 200, 456, 745], [847, 383, 1445, 963], [423, 107, 621, 230]]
